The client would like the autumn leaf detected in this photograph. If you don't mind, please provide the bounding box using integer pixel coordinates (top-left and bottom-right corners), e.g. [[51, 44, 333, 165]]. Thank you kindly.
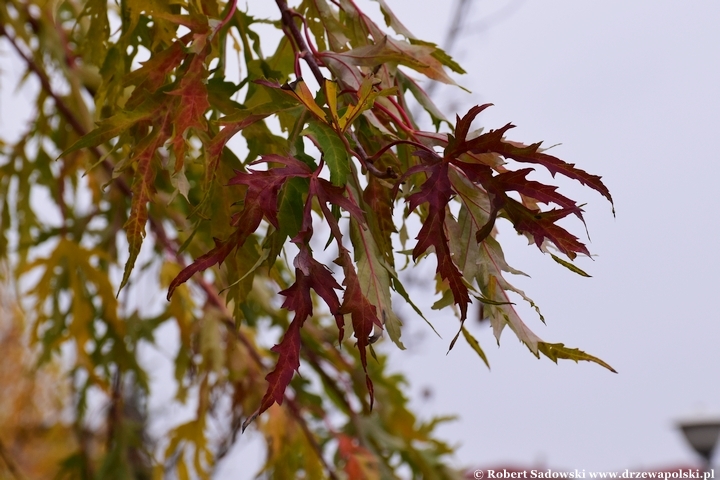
[[168, 155, 312, 299], [280, 78, 328, 122], [461, 326, 490, 369], [337, 434, 380, 480], [402, 162, 471, 320], [247, 247, 345, 427], [538, 342, 617, 373], [122, 39, 187, 94], [350, 218, 405, 349], [60, 94, 161, 157], [120, 131, 162, 293], [337, 250, 383, 409], [167, 54, 210, 172], [320, 35, 460, 86]]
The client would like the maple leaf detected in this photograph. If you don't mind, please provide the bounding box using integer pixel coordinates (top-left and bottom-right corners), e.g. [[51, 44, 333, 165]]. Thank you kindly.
[[320, 35, 459, 86], [337, 249, 383, 409], [249, 247, 344, 425], [503, 201, 591, 259], [300, 172, 365, 245], [337, 434, 381, 480], [402, 162, 471, 321], [60, 94, 163, 157], [440, 105, 614, 262], [349, 215, 404, 349], [303, 119, 350, 186], [119, 132, 161, 293], [122, 39, 188, 94], [455, 161, 590, 258], [537, 342, 617, 372], [259, 78, 329, 122], [448, 105, 614, 210], [168, 155, 311, 299], [495, 141, 614, 212], [167, 54, 211, 172]]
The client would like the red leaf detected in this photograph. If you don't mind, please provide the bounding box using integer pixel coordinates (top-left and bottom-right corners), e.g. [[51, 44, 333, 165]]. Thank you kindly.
[[257, 319, 302, 414], [167, 235, 238, 300], [229, 155, 312, 229], [495, 141, 614, 212], [406, 162, 471, 320], [291, 166, 365, 246], [446, 103, 493, 154], [337, 250, 382, 409], [492, 168, 582, 214], [120, 132, 162, 293], [447, 106, 614, 212], [120, 107, 174, 293], [337, 434, 379, 480], [167, 55, 210, 172], [168, 155, 310, 299], [309, 176, 364, 240], [123, 39, 187, 93], [504, 201, 591, 259], [256, 247, 343, 416]]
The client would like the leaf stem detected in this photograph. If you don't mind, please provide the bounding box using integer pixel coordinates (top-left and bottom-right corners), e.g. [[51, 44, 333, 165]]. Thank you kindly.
[[215, 0, 238, 32], [367, 139, 435, 164]]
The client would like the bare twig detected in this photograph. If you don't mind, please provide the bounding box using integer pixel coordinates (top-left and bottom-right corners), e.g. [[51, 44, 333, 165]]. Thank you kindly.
[[421, 0, 472, 103]]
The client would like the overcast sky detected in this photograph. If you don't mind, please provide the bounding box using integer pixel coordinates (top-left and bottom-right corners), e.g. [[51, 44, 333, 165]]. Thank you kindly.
[[3, 0, 720, 476]]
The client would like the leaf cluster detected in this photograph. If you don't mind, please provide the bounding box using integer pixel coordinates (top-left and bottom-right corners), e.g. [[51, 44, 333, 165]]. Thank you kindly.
[[0, 0, 614, 477]]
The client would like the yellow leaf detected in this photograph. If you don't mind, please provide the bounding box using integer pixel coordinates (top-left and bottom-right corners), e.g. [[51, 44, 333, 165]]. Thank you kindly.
[[282, 79, 328, 122]]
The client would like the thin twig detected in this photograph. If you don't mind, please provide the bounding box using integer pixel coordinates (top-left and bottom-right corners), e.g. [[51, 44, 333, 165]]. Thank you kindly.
[[275, 0, 325, 84], [285, 397, 339, 480], [0, 24, 89, 136]]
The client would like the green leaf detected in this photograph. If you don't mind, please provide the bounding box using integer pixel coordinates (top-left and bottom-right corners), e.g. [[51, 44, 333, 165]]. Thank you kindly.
[[462, 326, 490, 369], [350, 217, 405, 350], [59, 94, 161, 157], [408, 38, 467, 74], [537, 342, 617, 373], [550, 253, 592, 277], [277, 177, 309, 240], [303, 119, 350, 186]]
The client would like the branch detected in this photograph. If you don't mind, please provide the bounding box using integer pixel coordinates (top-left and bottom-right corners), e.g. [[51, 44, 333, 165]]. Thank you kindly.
[[285, 397, 339, 480], [215, 0, 238, 32], [275, 0, 325, 84], [0, 24, 90, 142], [349, 132, 398, 179]]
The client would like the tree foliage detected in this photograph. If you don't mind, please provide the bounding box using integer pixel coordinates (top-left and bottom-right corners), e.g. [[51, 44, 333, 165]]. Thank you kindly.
[[0, 0, 613, 478]]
